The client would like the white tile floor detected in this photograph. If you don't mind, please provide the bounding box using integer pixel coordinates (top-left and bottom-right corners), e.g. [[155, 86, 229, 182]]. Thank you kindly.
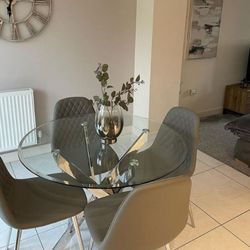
[[1, 150, 250, 250]]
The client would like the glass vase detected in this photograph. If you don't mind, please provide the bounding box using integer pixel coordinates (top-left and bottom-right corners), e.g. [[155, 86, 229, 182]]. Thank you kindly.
[[95, 104, 124, 144]]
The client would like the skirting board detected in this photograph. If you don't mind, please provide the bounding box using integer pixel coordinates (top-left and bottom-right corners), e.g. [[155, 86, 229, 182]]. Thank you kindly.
[[197, 107, 223, 118]]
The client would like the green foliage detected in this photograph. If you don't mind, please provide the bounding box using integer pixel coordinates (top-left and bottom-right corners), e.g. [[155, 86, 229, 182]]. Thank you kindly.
[[93, 63, 144, 111]]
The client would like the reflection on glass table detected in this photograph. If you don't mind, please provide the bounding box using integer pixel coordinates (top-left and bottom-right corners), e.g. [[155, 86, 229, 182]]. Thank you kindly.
[[18, 114, 187, 189]]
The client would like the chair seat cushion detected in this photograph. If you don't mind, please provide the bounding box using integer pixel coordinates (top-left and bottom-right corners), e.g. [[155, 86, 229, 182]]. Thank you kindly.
[[85, 192, 129, 244], [10, 176, 87, 229]]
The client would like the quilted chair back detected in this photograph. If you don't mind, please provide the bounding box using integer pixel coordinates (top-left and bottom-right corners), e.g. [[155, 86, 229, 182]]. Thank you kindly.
[[52, 97, 95, 174], [53, 97, 95, 150], [161, 107, 200, 176], [0, 157, 16, 227], [53, 97, 94, 119]]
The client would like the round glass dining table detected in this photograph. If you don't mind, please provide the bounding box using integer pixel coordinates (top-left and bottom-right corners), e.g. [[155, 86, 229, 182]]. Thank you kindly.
[[18, 114, 187, 189]]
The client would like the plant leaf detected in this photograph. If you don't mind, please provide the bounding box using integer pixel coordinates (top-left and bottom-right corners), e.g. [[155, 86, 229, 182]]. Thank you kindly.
[[130, 77, 134, 83], [107, 85, 113, 88], [111, 91, 116, 98], [102, 64, 108, 72], [136, 75, 140, 82], [103, 92, 109, 99], [102, 92, 110, 106], [119, 101, 128, 111], [96, 73, 102, 81], [102, 72, 109, 81], [114, 96, 120, 105], [122, 83, 126, 91], [103, 100, 111, 106], [127, 93, 133, 103], [93, 96, 100, 102], [101, 80, 107, 87]]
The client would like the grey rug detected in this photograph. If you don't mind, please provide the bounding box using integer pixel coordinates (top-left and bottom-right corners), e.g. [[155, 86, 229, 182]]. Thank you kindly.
[[198, 114, 250, 176]]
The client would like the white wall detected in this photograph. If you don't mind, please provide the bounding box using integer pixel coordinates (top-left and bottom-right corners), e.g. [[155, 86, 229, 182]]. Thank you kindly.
[[134, 0, 188, 122], [0, 0, 136, 124], [133, 0, 154, 119], [180, 0, 250, 116], [149, 0, 188, 122]]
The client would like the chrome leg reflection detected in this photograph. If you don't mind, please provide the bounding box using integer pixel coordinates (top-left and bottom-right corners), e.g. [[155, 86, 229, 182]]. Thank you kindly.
[[6, 227, 12, 249], [72, 216, 84, 250], [15, 229, 22, 250]]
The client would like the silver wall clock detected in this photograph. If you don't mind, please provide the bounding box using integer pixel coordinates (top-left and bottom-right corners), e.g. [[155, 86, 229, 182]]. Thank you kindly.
[[0, 0, 52, 42]]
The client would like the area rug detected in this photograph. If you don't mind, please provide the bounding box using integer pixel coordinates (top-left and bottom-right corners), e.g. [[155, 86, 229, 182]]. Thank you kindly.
[[198, 114, 250, 176]]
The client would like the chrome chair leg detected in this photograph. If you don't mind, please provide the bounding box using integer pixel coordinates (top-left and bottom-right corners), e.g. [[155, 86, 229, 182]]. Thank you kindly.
[[68, 218, 74, 234], [6, 227, 12, 249], [72, 216, 84, 250], [15, 229, 22, 250]]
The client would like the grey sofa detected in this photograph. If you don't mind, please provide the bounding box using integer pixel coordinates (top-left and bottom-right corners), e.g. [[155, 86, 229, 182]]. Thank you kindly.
[[225, 114, 250, 166]]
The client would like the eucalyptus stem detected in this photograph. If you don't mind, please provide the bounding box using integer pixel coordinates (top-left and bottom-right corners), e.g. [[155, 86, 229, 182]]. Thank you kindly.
[[93, 63, 144, 111]]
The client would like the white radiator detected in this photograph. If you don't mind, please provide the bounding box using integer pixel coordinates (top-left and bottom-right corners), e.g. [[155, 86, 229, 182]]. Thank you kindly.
[[0, 88, 36, 152]]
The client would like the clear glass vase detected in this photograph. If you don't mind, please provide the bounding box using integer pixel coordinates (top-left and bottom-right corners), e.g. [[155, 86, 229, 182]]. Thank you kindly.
[[95, 104, 124, 144]]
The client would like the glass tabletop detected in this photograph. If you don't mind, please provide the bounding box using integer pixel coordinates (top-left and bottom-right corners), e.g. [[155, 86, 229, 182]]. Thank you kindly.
[[18, 114, 187, 189]]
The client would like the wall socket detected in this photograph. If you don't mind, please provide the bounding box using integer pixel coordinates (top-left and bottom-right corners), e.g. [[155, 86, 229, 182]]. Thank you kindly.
[[182, 88, 198, 97], [190, 89, 198, 96]]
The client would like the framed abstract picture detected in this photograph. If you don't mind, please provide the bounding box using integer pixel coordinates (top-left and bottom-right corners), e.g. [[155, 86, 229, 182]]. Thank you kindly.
[[187, 0, 223, 59]]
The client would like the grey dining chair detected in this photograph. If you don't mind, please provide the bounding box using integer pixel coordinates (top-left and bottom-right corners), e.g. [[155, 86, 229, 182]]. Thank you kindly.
[[160, 106, 200, 177], [116, 107, 199, 230], [53, 96, 96, 154], [53, 96, 95, 119], [159, 106, 199, 228], [52, 97, 119, 179], [0, 157, 86, 250], [119, 107, 199, 186], [85, 176, 191, 250]]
